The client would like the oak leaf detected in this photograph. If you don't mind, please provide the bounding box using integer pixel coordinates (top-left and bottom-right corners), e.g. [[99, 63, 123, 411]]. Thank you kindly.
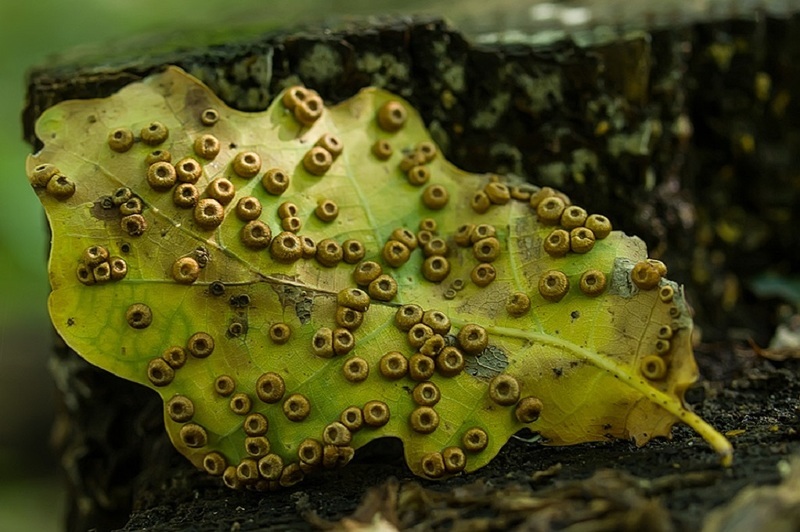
[[26, 67, 732, 488]]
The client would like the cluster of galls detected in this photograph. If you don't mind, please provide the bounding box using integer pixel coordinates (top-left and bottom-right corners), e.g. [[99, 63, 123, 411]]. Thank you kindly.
[[351, 260, 399, 302], [106, 111, 296, 248], [282, 86, 324, 126], [156, 332, 371, 489], [298, 288, 545, 480], [29, 163, 76, 200], [145, 326, 220, 456], [282, 87, 342, 178], [530, 187, 612, 258], [381, 218, 453, 283], [509, 180, 676, 380], [537, 268, 606, 303], [468, 174, 677, 383], [473, 178, 626, 309], [206, 372, 366, 490], [302, 133, 342, 176], [309, 284, 395, 362], [101, 94, 372, 282], [133, 261, 407, 489], [469, 175, 540, 214], [630, 261, 680, 382], [640, 319, 676, 382], [387, 302, 544, 477], [152, 284, 545, 488], [144, 329, 214, 387], [396, 139, 449, 211], [167, 200, 376, 286], [75, 245, 127, 286], [144, 315, 369, 490], [374, 99, 450, 213], [103, 186, 149, 237], [460, 177, 616, 305], [452, 222, 502, 288], [378, 217, 505, 295]]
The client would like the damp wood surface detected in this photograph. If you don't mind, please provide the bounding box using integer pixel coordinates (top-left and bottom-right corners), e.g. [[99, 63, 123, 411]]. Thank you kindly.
[[23, 14, 800, 532]]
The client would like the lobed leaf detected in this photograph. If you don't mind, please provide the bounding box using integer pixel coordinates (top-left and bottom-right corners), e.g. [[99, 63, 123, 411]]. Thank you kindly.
[[27, 67, 732, 489]]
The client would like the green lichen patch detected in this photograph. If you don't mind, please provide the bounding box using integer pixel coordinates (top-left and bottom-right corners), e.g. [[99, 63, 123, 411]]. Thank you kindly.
[[27, 66, 731, 490]]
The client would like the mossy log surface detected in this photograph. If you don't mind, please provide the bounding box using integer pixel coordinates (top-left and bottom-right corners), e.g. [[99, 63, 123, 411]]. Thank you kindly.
[[24, 15, 800, 531]]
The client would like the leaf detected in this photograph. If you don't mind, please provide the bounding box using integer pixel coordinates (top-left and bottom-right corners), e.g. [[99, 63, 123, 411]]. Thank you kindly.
[[26, 67, 732, 488]]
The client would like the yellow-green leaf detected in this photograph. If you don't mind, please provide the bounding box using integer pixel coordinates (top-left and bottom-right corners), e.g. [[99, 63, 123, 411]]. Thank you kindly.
[[27, 66, 731, 489]]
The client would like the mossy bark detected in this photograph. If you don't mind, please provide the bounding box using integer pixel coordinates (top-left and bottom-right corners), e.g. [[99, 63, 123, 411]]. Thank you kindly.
[[24, 14, 800, 531]]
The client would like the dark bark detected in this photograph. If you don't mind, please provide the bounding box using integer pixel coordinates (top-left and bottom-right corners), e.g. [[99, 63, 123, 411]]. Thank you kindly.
[[23, 14, 800, 531]]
